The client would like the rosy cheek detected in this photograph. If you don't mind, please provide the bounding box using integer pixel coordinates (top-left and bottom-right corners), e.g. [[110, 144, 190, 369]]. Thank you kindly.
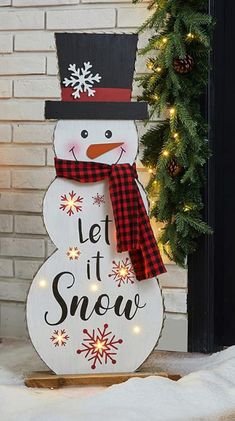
[[121, 142, 128, 151], [66, 142, 80, 154]]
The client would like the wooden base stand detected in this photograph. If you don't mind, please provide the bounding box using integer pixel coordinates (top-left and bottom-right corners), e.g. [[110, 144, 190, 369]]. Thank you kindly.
[[24, 371, 181, 389]]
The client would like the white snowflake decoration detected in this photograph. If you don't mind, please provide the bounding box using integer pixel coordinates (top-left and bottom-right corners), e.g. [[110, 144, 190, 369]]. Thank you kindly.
[[63, 62, 101, 99]]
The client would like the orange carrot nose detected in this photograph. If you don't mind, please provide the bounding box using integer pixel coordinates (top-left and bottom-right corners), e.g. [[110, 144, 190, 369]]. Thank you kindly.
[[86, 142, 124, 159]]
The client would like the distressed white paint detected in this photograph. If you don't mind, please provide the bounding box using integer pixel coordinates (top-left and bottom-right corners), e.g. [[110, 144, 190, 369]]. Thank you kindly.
[[27, 119, 164, 374]]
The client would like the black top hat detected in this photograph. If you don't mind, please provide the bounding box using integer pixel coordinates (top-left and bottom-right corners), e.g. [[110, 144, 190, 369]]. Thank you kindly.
[[45, 33, 148, 120]]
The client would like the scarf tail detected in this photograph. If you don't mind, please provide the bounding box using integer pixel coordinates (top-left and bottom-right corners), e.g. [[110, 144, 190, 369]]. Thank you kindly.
[[55, 157, 166, 281]]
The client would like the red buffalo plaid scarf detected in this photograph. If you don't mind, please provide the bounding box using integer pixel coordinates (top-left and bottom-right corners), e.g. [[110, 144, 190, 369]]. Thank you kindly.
[[55, 158, 166, 281]]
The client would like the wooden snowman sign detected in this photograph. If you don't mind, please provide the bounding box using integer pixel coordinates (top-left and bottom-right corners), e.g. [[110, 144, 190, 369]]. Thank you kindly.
[[26, 33, 166, 375]]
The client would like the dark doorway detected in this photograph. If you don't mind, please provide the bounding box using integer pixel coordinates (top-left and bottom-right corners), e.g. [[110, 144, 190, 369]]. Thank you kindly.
[[188, 0, 235, 352], [213, 0, 235, 347]]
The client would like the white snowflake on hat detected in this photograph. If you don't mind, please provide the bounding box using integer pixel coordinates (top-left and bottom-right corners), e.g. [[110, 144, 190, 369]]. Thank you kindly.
[[63, 62, 101, 99]]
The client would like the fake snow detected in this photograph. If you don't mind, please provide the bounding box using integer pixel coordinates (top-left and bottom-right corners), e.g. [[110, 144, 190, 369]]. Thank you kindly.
[[1, 339, 235, 420]]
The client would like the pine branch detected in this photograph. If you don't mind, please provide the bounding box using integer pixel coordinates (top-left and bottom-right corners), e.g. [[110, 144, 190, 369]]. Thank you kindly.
[[133, 0, 214, 266]]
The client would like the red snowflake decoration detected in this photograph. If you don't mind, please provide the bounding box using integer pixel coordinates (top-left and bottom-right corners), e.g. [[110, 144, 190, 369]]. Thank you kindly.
[[50, 329, 69, 347], [92, 193, 105, 207], [66, 246, 81, 260], [76, 324, 123, 369], [109, 257, 135, 287], [60, 190, 83, 216]]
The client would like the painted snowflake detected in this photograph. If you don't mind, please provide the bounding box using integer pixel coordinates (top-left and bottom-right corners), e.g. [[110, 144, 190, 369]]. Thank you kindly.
[[50, 329, 69, 347], [66, 246, 81, 260], [63, 62, 101, 99], [60, 190, 83, 216], [92, 193, 105, 207], [109, 257, 135, 287], [77, 324, 123, 369]]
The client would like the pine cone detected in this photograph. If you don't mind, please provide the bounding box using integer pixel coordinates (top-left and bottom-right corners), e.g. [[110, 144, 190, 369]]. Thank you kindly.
[[168, 158, 183, 177], [173, 55, 194, 74]]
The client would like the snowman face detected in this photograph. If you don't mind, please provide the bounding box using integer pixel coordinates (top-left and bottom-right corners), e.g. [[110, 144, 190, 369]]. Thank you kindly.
[[54, 120, 138, 165]]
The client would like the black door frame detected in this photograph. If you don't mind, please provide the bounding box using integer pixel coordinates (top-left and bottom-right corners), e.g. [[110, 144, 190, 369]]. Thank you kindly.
[[188, 0, 224, 353]]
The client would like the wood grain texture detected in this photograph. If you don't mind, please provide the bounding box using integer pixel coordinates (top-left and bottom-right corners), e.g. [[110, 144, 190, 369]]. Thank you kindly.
[[25, 371, 181, 388]]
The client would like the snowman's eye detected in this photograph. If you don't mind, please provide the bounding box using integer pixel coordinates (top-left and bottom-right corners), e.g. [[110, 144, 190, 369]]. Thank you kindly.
[[81, 130, 88, 139], [105, 130, 112, 139]]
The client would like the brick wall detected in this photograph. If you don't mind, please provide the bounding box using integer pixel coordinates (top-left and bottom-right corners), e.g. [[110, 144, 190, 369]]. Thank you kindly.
[[0, 0, 187, 351]]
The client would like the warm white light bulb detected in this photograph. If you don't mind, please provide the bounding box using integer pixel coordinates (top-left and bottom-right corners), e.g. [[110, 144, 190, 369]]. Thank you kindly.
[[133, 325, 141, 334], [90, 283, 99, 292], [38, 279, 47, 288], [119, 268, 128, 276]]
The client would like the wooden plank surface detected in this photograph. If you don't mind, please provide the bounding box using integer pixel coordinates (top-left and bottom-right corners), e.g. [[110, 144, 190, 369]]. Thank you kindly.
[[25, 371, 181, 389]]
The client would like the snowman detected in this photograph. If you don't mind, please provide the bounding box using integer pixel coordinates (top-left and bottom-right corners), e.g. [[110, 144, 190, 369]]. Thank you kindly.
[[26, 33, 166, 375]]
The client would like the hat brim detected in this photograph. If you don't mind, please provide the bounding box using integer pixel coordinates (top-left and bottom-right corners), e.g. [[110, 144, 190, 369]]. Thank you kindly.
[[45, 101, 148, 120]]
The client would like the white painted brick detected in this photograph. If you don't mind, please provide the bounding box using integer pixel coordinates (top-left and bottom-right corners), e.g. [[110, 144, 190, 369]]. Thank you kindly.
[[46, 55, 57, 75], [137, 170, 150, 188], [12, 168, 55, 189], [0, 34, 13, 54], [156, 313, 188, 352], [0, 100, 44, 121], [15, 32, 55, 52], [159, 265, 187, 289], [0, 146, 45, 166], [0, 56, 45, 75], [0, 259, 14, 277], [0, 280, 30, 302], [117, 7, 149, 28], [0, 80, 12, 99], [0, 1, 188, 349], [13, 123, 54, 144], [0, 237, 45, 258], [15, 259, 42, 280], [135, 55, 148, 74], [0, 215, 13, 233], [0, 0, 11, 5], [0, 302, 28, 338], [46, 147, 55, 166], [0, 124, 12, 143], [0, 170, 11, 188], [0, 11, 44, 30], [15, 215, 46, 235], [0, 192, 43, 212], [138, 30, 154, 50], [162, 288, 187, 313], [132, 80, 142, 98], [46, 8, 116, 30], [46, 238, 56, 257], [13, 0, 80, 6], [83, 0, 128, 2], [14, 78, 60, 99]]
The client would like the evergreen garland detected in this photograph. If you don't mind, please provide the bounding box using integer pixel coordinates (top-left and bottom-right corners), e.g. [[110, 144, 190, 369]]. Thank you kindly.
[[133, 0, 213, 267]]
